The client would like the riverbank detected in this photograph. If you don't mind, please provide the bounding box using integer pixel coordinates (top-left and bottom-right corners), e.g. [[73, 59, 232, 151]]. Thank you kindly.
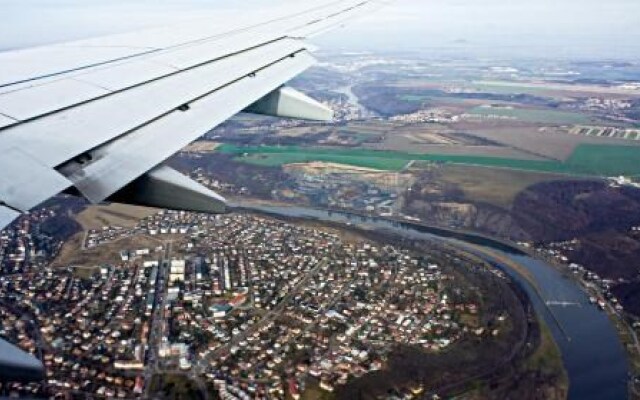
[[233, 201, 629, 399], [518, 245, 640, 399]]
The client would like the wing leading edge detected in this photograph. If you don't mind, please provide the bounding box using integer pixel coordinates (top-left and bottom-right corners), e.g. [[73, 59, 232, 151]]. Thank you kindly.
[[0, 0, 389, 231]]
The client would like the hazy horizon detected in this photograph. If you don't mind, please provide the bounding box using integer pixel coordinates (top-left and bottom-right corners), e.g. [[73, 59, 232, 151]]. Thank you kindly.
[[1, 0, 640, 60]]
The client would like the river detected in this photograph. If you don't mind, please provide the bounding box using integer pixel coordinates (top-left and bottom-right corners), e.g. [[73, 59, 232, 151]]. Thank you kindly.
[[333, 84, 378, 119], [235, 203, 629, 400]]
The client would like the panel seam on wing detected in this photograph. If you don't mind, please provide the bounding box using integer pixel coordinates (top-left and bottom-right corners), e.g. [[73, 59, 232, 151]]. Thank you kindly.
[[0, 37, 295, 129], [0, 112, 18, 122]]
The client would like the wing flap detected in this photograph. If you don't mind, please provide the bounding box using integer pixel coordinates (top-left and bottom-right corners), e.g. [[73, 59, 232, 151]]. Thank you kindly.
[[68, 51, 316, 203], [0, 338, 45, 382], [0, 148, 71, 212], [0, 206, 20, 229]]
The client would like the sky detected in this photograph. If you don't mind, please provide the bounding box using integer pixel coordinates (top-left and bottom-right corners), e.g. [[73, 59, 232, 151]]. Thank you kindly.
[[1, 0, 639, 59]]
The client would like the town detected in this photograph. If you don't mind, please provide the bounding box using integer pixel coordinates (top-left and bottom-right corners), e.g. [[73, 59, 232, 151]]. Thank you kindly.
[[1, 209, 484, 399]]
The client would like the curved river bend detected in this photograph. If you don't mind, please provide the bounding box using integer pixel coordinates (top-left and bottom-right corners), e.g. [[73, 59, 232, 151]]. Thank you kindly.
[[237, 204, 629, 400]]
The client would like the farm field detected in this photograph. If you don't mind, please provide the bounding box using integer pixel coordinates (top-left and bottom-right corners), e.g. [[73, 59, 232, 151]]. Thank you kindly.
[[468, 106, 593, 124], [453, 125, 637, 161], [567, 144, 640, 176], [333, 128, 380, 144], [75, 203, 156, 231], [471, 80, 640, 97], [218, 143, 640, 177], [182, 140, 221, 153], [363, 126, 546, 159], [400, 94, 470, 104], [470, 82, 551, 96], [437, 165, 569, 208]]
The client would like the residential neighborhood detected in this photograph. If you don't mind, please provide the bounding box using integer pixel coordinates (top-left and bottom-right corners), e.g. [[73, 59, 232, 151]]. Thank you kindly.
[[0, 210, 482, 399]]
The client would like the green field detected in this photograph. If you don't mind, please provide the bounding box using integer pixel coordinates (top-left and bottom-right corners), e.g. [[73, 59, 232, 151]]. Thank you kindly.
[[469, 106, 592, 124], [471, 82, 550, 96], [566, 144, 640, 176], [218, 143, 640, 177], [400, 94, 469, 104]]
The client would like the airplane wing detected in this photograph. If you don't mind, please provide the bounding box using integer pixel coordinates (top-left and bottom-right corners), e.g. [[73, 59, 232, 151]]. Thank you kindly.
[[0, 0, 389, 381], [0, 339, 45, 382], [0, 0, 389, 230]]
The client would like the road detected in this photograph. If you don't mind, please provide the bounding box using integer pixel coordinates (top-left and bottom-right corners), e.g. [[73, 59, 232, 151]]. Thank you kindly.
[[140, 240, 210, 400], [144, 240, 172, 396]]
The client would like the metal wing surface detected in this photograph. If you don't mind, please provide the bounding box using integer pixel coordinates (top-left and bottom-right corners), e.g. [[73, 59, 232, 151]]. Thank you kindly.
[[0, 0, 389, 229]]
